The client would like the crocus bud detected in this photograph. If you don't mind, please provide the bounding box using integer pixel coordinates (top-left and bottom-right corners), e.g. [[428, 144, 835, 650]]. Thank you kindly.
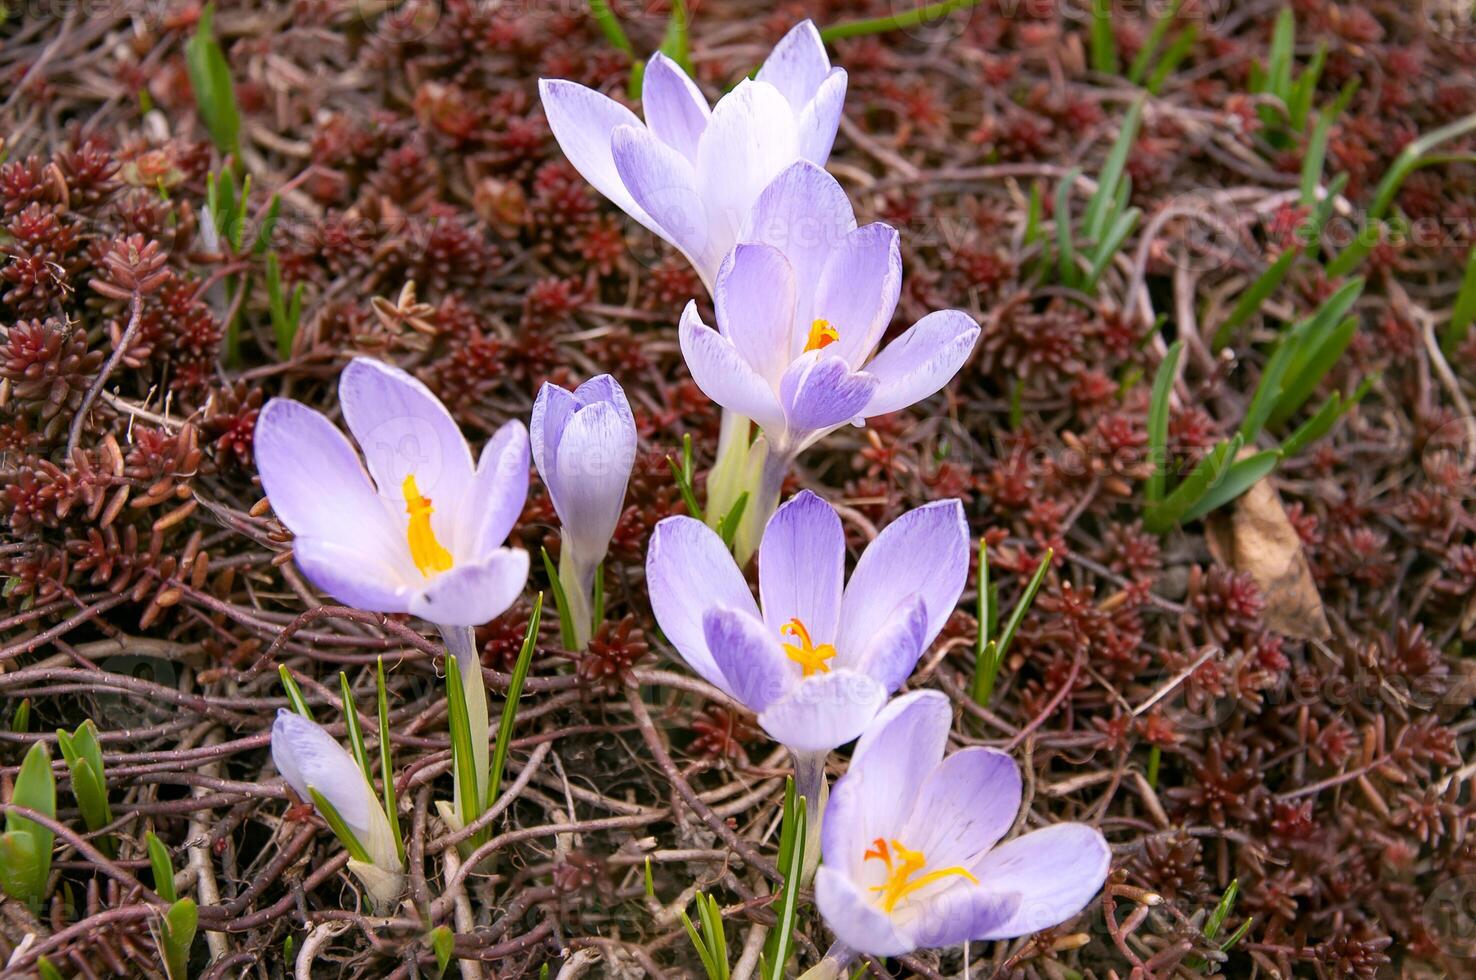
[[531, 375, 636, 647], [271, 710, 403, 908]]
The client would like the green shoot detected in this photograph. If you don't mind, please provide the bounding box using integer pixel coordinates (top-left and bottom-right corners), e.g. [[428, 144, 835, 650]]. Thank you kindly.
[[160, 898, 197, 980], [147, 830, 177, 902], [1089, 0, 1117, 76], [1146, 340, 1183, 503], [443, 657, 483, 834], [307, 786, 371, 863], [265, 252, 304, 358], [667, 432, 704, 521], [56, 720, 114, 857], [376, 657, 404, 864], [430, 924, 455, 978], [1444, 244, 1476, 356], [184, 3, 242, 166], [486, 593, 544, 810], [1, 741, 55, 910], [540, 546, 578, 650], [761, 779, 807, 980], [278, 665, 313, 719], [716, 492, 749, 551], [681, 892, 731, 980], [338, 671, 373, 786]]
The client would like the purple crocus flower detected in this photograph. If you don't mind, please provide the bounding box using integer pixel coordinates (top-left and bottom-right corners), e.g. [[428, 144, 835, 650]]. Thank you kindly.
[[677, 161, 980, 556], [815, 690, 1111, 959], [539, 21, 846, 289], [531, 375, 637, 647], [254, 357, 530, 628]]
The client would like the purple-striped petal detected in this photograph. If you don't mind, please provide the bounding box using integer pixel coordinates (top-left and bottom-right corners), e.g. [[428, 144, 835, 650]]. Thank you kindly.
[[902, 748, 1021, 870], [292, 537, 413, 613], [714, 243, 798, 386], [779, 353, 878, 433], [811, 223, 902, 367], [530, 383, 578, 480], [902, 885, 1022, 951], [679, 302, 787, 434], [837, 499, 968, 662], [755, 20, 832, 110], [741, 161, 856, 327], [970, 824, 1112, 940], [842, 591, 927, 692], [338, 358, 474, 533], [458, 420, 528, 558], [551, 399, 635, 564], [702, 606, 793, 712], [756, 669, 886, 753], [408, 548, 528, 627], [646, 516, 759, 694], [271, 709, 376, 838], [862, 309, 981, 418], [642, 52, 709, 162], [611, 123, 710, 274], [538, 79, 650, 227], [758, 490, 843, 645], [815, 866, 915, 958], [796, 69, 847, 164]]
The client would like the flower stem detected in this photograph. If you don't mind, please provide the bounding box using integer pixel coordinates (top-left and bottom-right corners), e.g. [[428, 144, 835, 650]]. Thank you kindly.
[[797, 941, 856, 980], [705, 411, 752, 531], [792, 748, 828, 884], [557, 546, 595, 650], [440, 624, 488, 816], [732, 438, 791, 566]]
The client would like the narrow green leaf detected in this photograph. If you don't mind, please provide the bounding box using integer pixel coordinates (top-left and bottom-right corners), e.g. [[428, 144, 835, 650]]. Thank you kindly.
[[1089, 0, 1117, 76], [586, 0, 635, 55], [1084, 98, 1144, 243], [1270, 314, 1359, 428], [972, 639, 1001, 706], [1145, 25, 1197, 95], [761, 796, 806, 980], [1238, 333, 1298, 444], [681, 907, 720, 980], [1144, 436, 1241, 534], [1300, 109, 1333, 207], [1204, 879, 1240, 939], [487, 593, 543, 810], [643, 856, 655, 900], [147, 830, 177, 902], [307, 786, 372, 863], [1368, 113, 1476, 224], [1266, 9, 1295, 100], [253, 193, 281, 256], [67, 758, 113, 855], [1023, 181, 1043, 247], [818, 0, 985, 43], [1055, 169, 1079, 287], [667, 435, 704, 522], [1084, 207, 1140, 290], [592, 561, 606, 630], [1286, 42, 1326, 130], [658, 0, 692, 75], [442, 659, 482, 831], [376, 657, 404, 864], [1127, 0, 1185, 84], [716, 492, 749, 550], [9, 698, 29, 733], [996, 548, 1053, 663], [430, 924, 455, 978], [160, 897, 198, 980], [1146, 340, 1184, 503], [1181, 450, 1281, 523], [1300, 172, 1348, 249], [184, 3, 242, 162], [8, 741, 55, 888], [540, 546, 578, 650], [1220, 915, 1254, 952], [1443, 244, 1476, 356], [338, 672, 373, 787], [278, 665, 313, 719], [1212, 247, 1300, 351]]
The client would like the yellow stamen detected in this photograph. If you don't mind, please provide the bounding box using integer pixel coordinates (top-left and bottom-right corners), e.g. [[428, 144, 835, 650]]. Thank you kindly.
[[780, 618, 836, 677], [803, 318, 840, 352], [865, 836, 979, 913], [403, 474, 453, 577]]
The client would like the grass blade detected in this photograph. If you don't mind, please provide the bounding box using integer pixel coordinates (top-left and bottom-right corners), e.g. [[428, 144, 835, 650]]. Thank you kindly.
[[1145, 24, 1197, 95], [1084, 97, 1144, 243], [1212, 247, 1300, 351], [1182, 449, 1281, 523], [442, 658, 482, 830], [996, 548, 1053, 664], [1127, 0, 1185, 84], [184, 3, 242, 163], [278, 665, 313, 719], [716, 492, 749, 550], [540, 546, 578, 650], [487, 593, 543, 810], [147, 830, 177, 902], [1444, 244, 1476, 355], [376, 657, 404, 864], [338, 672, 373, 786], [1146, 339, 1183, 503], [1145, 435, 1241, 533], [1055, 169, 1079, 287], [1089, 0, 1117, 76]]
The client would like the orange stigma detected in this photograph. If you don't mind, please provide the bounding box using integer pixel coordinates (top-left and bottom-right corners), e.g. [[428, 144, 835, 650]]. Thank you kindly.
[[403, 474, 453, 576], [803, 318, 840, 352], [864, 837, 979, 913], [780, 618, 836, 677]]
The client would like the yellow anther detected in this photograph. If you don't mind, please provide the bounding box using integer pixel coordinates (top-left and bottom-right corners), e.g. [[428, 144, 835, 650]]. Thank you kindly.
[[780, 618, 836, 677], [803, 318, 840, 352], [864, 836, 979, 913], [403, 474, 453, 577]]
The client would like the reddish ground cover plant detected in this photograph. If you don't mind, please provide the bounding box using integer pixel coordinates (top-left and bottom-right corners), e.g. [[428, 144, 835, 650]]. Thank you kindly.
[[1, 1, 1474, 977]]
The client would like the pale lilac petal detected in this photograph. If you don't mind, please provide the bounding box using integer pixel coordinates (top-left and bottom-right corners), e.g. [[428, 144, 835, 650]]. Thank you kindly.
[[757, 490, 843, 644], [862, 310, 981, 418], [779, 353, 878, 433], [611, 124, 711, 273], [255, 398, 406, 575], [970, 824, 1112, 940], [741, 161, 856, 325], [539, 79, 649, 225], [646, 516, 759, 694], [271, 709, 375, 836], [292, 537, 413, 614], [796, 69, 847, 164], [642, 52, 709, 162], [755, 21, 831, 109], [702, 607, 793, 712], [822, 690, 951, 879], [458, 421, 529, 558], [338, 359, 475, 538], [902, 886, 1021, 951], [679, 302, 787, 434], [530, 383, 578, 479], [408, 548, 528, 627], [902, 748, 1021, 870], [811, 223, 902, 366], [694, 80, 800, 275], [756, 669, 886, 753], [837, 500, 968, 661], [551, 399, 635, 564], [815, 866, 915, 958], [841, 592, 927, 692], [714, 243, 798, 386]]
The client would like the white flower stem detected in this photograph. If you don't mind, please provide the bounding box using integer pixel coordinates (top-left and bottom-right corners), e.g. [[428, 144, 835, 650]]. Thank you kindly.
[[706, 411, 752, 530], [791, 748, 828, 884], [797, 942, 856, 980], [440, 624, 489, 813], [557, 546, 595, 650], [733, 439, 791, 566]]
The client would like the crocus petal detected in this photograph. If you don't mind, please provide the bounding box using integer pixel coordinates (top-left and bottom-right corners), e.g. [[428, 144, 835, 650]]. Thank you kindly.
[[694, 80, 800, 275], [779, 353, 878, 433], [822, 690, 952, 879], [756, 669, 886, 753], [741, 161, 856, 325], [551, 400, 635, 564], [862, 309, 981, 418], [796, 69, 847, 164], [458, 421, 529, 558], [292, 537, 413, 614], [815, 866, 915, 958], [970, 824, 1112, 940], [702, 607, 793, 712], [530, 383, 578, 479], [755, 20, 831, 110], [408, 548, 528, 627], [679, 302, 787, 434], [902, 748, 1021, 870], [338, 359, 475, 534], [714, 243, 798, 386], [837, 499, 968, 661], [254, 398, 408, 579], [758, 490, 843, 644], [642, 52, 709, 162], [646, 516, 760, 695], [611, 123, 711, 273], [271, 709, 377, 842], [811, 223, 902, 367], [901, 885, 1022, 952], [842, 592, 927, 692], [538, 79, 650, 225]]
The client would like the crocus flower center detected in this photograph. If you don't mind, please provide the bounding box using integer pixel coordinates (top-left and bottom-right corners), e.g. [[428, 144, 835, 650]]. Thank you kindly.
[[402, 474, 453, 577], [864, 837, 979, 913], [803, 318, 840, 352], [780, 618, 836, 677]]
